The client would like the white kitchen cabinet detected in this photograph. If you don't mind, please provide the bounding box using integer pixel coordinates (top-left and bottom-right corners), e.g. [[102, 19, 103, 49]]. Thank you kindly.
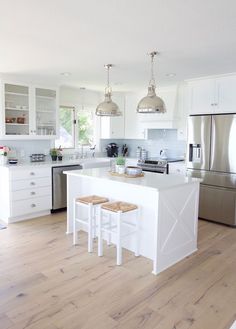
[[124, 93, 147, 139], [0, 80, 58, 140], [100, 115, 124, 139], [189, 79, 216, 114], [34, 86, 58, 136], [100, 93, 125, 139], [188, 74, 236, 115], [0, 166, 52, 223], [168, 162, 186, 175], [216, 75, 236, 113]]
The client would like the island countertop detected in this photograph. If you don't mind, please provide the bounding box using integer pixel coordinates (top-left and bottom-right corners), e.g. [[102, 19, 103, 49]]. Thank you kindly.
[[64, 167, 201, 191]]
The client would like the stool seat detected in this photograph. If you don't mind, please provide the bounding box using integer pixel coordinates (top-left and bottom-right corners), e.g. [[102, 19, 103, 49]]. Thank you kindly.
[[73, 195, 109, 252], [77, 195, 109, 205], [101, 201, 138, 213]]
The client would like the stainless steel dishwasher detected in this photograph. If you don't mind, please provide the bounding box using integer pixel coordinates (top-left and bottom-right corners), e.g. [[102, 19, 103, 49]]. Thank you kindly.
[[52, 165, 82, 211]]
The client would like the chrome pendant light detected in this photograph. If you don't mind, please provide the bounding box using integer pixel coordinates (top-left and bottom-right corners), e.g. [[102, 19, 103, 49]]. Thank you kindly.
[[137, 51, 166, 114], [96, 64, 121, 117]]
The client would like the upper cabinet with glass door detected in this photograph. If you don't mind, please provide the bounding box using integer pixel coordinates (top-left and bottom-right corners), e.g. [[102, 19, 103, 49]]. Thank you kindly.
[[0, 80, 58, 139], [4, 83, 30, 136], [35, 87, 57, 137]]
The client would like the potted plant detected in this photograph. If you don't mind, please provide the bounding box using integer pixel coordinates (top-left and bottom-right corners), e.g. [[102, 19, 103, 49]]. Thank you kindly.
[[0, 146, 10, 165], [57, 146, 63, 161], [116, 156, 126, 174], [50, 148, 58, 161]]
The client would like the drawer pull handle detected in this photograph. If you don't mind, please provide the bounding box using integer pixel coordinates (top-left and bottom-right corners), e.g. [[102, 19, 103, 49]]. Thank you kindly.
[[31, 191, 36, 195], [30, 182, 36, 186], [30, 172, 35, 176], [31, 204, 36, 208]]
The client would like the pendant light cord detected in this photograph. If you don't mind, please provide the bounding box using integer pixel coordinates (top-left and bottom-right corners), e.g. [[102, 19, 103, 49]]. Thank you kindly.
[[149, 52, 157, 87], [105, 64, 112, 94]]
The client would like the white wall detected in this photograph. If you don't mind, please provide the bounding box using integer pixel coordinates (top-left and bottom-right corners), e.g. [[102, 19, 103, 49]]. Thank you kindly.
[[60, 86, 102, 108]]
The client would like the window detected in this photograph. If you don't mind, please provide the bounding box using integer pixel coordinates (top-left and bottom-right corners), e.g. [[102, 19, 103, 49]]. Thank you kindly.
[[55, 106, 95, 149]]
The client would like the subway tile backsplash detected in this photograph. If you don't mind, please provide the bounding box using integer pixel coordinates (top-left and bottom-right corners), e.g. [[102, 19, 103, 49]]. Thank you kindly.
[[0, 140, 52, 161], [100, 129, 186, 159]]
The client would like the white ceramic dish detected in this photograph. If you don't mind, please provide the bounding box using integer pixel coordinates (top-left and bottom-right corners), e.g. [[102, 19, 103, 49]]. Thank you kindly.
[[126, 166, 142, 176]]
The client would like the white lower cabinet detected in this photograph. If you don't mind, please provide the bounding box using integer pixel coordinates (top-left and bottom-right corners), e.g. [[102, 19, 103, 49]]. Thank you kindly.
[[11, 176, 51, 191], [11, 196, 52, 218], [168, 162, 186, 175], [11, 186, 51, 201], [0, 166, 52, 223]]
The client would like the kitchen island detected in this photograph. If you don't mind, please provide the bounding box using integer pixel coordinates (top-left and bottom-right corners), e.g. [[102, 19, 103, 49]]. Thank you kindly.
[[65, 168, 201, 275]]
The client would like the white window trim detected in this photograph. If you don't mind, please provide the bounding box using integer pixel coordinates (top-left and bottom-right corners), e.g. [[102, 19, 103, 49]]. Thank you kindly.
[[56, 105, 99, 152]]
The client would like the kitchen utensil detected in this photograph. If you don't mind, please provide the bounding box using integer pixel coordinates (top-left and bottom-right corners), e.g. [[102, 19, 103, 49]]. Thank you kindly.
[[30, 154, 46, 162], [106, 143, 119, 157], [122, 144, 128, 157], [160, 149, 168, 159], [141, 148, 148, 160], [136, 146, 141, 159]]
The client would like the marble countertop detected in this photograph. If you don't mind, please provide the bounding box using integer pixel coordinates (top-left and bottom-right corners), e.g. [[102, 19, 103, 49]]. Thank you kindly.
[[64, 167, 201, 191], [0, 157, 110, 169]]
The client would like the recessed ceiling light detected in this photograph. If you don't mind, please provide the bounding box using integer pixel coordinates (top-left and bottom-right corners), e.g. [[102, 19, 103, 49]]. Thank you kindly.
[[60, 72, 71, 76], [166, 73, 176, 77]]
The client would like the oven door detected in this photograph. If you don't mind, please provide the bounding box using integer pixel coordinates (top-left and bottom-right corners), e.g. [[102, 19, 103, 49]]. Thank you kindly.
[[141, 167, 168, 174]]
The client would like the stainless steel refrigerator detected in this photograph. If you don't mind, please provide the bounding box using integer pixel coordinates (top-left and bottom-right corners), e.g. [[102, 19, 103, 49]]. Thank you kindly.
[[187, 113, 236, 226]]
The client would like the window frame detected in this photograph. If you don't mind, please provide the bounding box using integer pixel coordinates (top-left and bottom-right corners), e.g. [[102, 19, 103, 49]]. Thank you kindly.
[[56, 105, 96, 150]]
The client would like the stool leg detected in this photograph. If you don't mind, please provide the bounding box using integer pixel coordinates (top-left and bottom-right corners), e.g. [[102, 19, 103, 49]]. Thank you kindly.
[[116, 211, 122, 265], [88, 203, 93, 253], [93, 207, 96, 239], [73, 199, 78, 245], [98, 207, 103, 257], [135, 208, 140, 257], [107, 214, 111, 246]]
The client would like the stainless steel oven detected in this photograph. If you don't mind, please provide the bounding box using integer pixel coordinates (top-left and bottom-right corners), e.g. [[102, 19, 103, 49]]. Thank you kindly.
[[137, 159, 169, 174]]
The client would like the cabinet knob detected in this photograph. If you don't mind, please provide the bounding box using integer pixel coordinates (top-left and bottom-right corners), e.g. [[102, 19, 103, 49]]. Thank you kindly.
[[30, 182, 35, 186], [31, 204, 36, 208], [30, 172, 35, 176], [31, 191, 36, 195]]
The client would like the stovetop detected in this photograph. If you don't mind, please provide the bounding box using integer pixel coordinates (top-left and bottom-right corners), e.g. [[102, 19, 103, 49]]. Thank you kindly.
[[146, 157, 184, 163]]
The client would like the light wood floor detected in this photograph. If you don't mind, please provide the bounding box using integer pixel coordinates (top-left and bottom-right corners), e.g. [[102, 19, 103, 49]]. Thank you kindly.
[[0, 213, 236, 329]]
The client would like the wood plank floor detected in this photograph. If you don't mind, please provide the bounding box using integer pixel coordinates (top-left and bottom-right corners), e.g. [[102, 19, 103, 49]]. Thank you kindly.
[[0, 213, 236, 329]]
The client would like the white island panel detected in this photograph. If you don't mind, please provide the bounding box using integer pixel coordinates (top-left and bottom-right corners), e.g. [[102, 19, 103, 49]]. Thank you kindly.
[[65, 168, 201, 275]]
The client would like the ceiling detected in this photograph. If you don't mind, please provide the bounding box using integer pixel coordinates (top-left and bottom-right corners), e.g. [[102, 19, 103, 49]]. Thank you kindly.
[[1, 0, 236, 91]]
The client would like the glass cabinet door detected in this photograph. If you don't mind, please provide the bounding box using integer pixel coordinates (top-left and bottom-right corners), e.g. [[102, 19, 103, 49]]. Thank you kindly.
[[4, 83, 30, 136], [35, 88, 57, 136]]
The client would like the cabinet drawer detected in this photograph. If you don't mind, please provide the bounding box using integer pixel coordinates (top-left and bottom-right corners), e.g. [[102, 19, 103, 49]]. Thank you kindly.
[[11, 177, 51, 191], [11, 186, 51, 201], [11, 196, 52, 217], [10, 167, 51, 181]]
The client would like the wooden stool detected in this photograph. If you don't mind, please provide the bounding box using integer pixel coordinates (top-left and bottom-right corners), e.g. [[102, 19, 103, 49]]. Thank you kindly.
[[73, 195, 109, 252], [97, 201, 140, 265]]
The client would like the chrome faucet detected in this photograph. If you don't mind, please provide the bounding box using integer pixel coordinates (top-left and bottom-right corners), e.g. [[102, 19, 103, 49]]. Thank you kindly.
[[90, 145, 96, 158]]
